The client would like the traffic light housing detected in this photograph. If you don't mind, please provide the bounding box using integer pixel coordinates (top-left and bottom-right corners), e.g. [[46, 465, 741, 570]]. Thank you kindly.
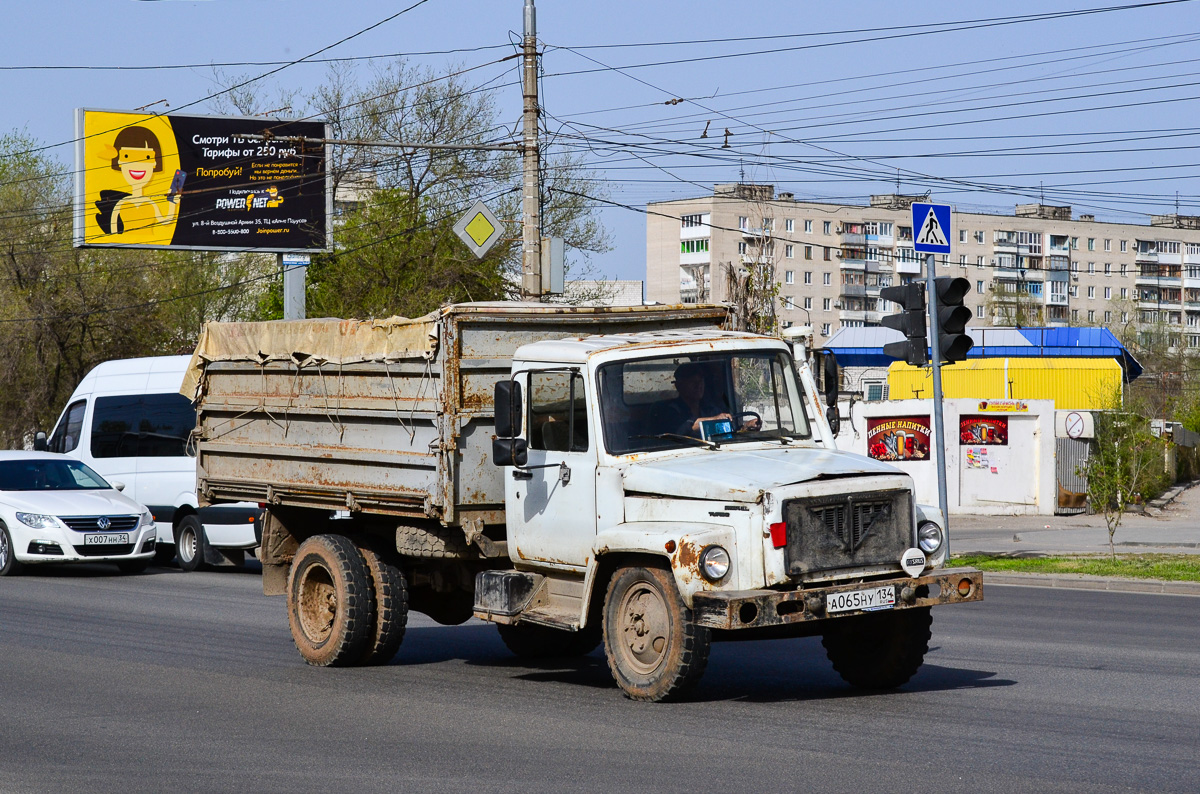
[[880, 282, 928, 367], [932, 276, 974, 362]]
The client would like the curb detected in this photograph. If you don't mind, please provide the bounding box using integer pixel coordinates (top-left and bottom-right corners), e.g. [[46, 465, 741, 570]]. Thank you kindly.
[[985, 571, 1200, 596]]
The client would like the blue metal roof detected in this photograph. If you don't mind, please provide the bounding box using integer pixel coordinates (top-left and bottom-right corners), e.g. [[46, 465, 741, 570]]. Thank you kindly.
[[824, 325, 1142, 380]]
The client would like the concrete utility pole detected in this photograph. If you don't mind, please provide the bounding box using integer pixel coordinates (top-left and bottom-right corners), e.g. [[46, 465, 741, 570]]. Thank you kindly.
[[520, 0, 542, 299]]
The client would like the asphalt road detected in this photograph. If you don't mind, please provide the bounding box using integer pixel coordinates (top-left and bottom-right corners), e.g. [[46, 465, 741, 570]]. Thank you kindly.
[[2, 565, 1198, 793]]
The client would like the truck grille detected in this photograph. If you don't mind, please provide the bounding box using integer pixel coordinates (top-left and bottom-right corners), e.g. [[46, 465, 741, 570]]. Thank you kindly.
[[782, 489, 912, 578]]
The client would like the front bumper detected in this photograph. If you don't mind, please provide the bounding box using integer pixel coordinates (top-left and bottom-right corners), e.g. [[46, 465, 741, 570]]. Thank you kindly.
[[691, 567, 983, 630], [20, 526, 157, 564]]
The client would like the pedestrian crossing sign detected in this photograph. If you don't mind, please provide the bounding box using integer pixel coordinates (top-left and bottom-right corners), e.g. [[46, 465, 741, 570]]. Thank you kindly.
[[912, 202, 952, 254]]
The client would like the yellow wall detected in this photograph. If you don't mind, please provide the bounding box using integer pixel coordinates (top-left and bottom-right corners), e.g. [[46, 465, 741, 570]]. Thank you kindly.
[[886, 358, 1122, 410]]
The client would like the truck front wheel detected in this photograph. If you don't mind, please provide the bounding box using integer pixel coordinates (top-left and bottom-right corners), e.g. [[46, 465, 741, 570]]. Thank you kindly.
[[821, 606, 932, 689], [602, 566, 710, 702], [287, 534, 376, 667]]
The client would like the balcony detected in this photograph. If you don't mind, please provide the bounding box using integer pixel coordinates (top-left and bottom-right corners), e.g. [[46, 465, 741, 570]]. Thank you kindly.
[[1136, 271, 1181, 287], [680, 250, 710, 266], [1135, 248, 1159, 264], [1045, 293, 1068, 306], [840, 231, 866, 245], [680, 224, 710, 241], [839, 309, 881, 324]]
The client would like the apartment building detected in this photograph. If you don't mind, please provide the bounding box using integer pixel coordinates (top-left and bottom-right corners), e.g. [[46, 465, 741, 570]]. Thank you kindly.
[[646, 183, 1200, 346]]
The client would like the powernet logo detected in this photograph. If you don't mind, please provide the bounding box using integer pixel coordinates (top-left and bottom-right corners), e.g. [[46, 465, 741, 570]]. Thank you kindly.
[[215, 187, 284, 211]]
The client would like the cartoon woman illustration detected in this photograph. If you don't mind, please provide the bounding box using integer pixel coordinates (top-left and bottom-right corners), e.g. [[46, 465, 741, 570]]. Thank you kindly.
[[94, 126, 180, 237]]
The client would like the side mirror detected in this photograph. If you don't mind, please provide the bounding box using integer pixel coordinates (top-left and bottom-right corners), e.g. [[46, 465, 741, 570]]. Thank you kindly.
[[111, 480, 126, 492], [33, 431, 48, 452], [822, 351, 839, 408], [492, 437, 528, 468], [494, 380, 523, 438], [826, 406, 841, 438]]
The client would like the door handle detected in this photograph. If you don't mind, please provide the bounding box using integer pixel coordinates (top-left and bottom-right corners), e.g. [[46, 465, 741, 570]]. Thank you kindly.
[[512, 460, 571, 485]]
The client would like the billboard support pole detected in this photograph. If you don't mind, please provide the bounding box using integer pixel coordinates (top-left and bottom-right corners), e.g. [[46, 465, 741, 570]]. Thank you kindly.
[[925, 252, 950, 551], [283, 253, 306, 320]]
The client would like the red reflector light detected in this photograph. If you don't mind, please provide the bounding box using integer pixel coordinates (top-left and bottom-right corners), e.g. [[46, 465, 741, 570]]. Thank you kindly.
[[769, 522, 787, 548]]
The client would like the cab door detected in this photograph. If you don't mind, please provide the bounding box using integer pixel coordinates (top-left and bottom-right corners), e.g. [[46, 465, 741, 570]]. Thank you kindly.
[[505, 368, 598, 571]]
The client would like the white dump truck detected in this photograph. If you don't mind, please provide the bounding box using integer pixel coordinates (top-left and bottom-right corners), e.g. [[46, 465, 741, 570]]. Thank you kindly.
[[185, 303, 981, 701]]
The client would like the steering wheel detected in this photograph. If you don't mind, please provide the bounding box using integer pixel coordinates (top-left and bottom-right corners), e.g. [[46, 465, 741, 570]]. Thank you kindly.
[[735, 410, 762, 431]]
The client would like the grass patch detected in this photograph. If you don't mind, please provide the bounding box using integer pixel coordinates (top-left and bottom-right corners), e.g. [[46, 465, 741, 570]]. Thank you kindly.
[[950, 553, 1200, 583]]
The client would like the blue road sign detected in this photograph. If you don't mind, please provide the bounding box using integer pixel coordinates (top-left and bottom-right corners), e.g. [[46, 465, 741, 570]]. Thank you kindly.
[[912, 202, 952, 254]]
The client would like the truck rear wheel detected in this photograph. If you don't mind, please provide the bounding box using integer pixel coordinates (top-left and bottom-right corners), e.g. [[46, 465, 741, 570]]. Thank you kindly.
[[496, 623, 601, 659], [287, 534, 375, 667], [357, 545, 408, 665], [602, 566, 710, 702], [821, 606, 932, 689]]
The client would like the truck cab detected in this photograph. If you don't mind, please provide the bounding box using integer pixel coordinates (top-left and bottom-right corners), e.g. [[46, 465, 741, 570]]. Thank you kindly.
[[481, 329, 979, 700]]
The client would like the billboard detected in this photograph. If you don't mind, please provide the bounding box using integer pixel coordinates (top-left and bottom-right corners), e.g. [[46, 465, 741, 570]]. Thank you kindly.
[[866, 415, 931, 462], [74, 109, 329, 252], [960, 415, 1009, 446]]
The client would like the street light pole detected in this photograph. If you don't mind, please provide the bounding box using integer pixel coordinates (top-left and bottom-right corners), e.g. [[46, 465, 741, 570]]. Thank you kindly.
[[520, 0, 542, 300]]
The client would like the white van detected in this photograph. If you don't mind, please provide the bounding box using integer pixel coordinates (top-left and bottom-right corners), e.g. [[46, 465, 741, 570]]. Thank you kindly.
[[42, 356, 259, 570]]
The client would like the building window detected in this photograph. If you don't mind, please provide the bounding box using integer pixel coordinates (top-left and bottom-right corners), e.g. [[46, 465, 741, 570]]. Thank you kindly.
[[805, 220, 813, 233], [804, 245, 813, 260], [762, 218, 774, 231], [1088, 310, 1095, 322], [1106, 311, 1114, 323], [1120, 240, 1128, 252], [1104, 287, 1112, 299], [738, 242, 747, 255], [1121, 312, 1128, 322], [823, 247, 832, 261], [785, 218, 794, 233], [974, 230, 984, 244], [1104, 239, 1111, 252], [681, 214, 705, 228], [803, 271, 813, 284], [1088, 238, 1095, 251], [1087, 286, 1095, 298], [738, 216, 748, 230], [823, 221, 831, 235], [803, 297, 812, 310], [821, 323, 831, 335], [823, 272, 831, 285], [1104, 263, 1111, 274], [785, 270, 794, 285], [1120, 288, 1128, 299], [1071, 260, 1079, 272], [959, 229, 966, 243], [1087, 262, 1095, 274], [680, 239, 709, 254], [823, 298, 831, 310], [1072, 308, 1079, 321], [1071, 236, 1079, 250], [1120, 264, 1128, 276], [1069, 285, 1078, 298], [959, 254, 967, 266], [785, 244, 795, 258], [977, 256, 985, 267], [976, 280, 984, 293]]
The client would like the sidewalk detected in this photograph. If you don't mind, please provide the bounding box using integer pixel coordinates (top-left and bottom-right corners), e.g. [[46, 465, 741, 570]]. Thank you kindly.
[[949, 480, 1200, 557]]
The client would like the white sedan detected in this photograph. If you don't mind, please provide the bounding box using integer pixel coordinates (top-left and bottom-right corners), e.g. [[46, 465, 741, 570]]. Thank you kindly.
[[0, 451, 157, 575]]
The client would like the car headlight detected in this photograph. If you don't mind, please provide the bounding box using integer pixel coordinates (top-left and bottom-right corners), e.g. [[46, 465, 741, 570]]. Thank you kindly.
[[139, 511, 155, 528], [16, 512, 59, 530], [918, 521, 944, 554], [699, 545, 731, 582]]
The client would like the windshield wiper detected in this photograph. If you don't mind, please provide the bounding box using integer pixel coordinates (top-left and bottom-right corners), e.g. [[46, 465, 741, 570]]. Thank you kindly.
[[632, 433, 719, 450]]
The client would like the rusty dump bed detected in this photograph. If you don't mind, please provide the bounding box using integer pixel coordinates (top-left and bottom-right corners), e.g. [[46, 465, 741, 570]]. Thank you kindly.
[[188, 302, 726, 526]]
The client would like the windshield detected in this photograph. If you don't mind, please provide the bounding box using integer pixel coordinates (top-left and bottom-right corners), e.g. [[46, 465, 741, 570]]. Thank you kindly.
[[0, 459, 112, 491], [597, 350, 811, 455]]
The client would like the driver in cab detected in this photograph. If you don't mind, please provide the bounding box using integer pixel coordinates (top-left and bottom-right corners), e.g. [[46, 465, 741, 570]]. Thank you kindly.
[[657, 362, 759, 438]]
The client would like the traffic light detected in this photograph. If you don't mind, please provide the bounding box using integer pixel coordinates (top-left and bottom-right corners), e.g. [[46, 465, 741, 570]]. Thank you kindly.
[[880, 283, 928, 367], [932, 277, 974, 362]]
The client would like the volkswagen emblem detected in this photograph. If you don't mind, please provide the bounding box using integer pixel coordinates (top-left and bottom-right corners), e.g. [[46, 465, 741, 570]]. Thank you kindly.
[[97, 517, 111, 531]]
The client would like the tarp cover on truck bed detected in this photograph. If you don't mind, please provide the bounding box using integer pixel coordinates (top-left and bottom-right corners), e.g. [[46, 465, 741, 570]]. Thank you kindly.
[[181, 313, 441, 400]]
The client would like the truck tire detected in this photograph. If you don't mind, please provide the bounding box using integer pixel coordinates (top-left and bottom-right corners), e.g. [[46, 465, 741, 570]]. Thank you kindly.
[[821, 606, 933, 689], [395, 524, 471, 559], [0, 523, 23, 576], [602, 566, 711, 702], [175, 516, 206, 572], [497, 623, 602, 659], [357, 545, 409, 665], [287, 534, 376, 667]]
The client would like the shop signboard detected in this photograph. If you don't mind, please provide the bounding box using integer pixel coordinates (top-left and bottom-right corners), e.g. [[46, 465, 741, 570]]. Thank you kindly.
[[867, 415, 931, 461]]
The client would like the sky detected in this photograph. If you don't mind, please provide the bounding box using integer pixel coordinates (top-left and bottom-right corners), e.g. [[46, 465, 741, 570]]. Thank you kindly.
[[4, 0, 1200, 282]]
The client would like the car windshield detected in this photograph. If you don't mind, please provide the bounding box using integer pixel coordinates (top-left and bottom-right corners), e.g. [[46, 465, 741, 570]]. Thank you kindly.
[[0, 459, 112, 491], [597, 350, 811, 455]]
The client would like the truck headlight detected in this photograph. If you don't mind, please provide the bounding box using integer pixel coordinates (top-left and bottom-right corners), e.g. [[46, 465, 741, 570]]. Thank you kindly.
[[699, 545, 731, 582], [918, 522, 944, 554]]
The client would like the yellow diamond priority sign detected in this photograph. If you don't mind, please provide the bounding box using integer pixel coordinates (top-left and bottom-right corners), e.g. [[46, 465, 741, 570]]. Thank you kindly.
[[453, 200, 505, 258]]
